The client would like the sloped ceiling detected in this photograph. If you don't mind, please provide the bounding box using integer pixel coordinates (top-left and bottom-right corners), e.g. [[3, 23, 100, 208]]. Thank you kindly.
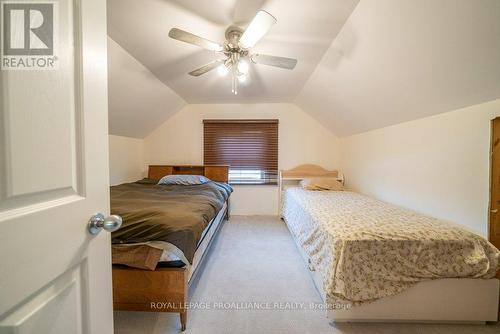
[[296, 0, 500, 136], [106, 0, 360, 103], [107, 0, 500, 138], [107, 38, 185, 138]]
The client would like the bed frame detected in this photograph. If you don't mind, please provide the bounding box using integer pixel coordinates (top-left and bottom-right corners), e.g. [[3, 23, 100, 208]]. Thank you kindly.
[[112, 165, 230, 331], [279, 164, 500, 324]]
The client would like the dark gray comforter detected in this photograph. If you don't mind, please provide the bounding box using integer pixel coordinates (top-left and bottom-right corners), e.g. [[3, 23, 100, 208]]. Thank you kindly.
[[110, 179, 232, 262]]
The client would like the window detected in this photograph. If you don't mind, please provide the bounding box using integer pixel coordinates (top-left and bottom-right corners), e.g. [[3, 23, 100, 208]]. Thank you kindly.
[[203, 119, 278, 185]]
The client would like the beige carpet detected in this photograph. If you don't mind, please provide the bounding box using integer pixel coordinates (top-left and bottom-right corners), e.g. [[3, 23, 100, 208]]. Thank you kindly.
[[114, 216, 499, 334]]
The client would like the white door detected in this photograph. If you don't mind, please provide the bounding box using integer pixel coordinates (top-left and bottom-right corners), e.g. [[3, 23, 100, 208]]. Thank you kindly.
[[0, 0, 113, 333]]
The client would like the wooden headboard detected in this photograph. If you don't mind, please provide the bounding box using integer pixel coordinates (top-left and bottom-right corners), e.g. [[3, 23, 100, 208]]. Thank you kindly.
[[280, 164, 339, 180], [148, 165, 230, 183]]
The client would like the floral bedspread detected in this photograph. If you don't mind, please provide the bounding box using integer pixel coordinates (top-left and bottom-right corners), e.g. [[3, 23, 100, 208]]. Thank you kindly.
[[282, 188, 500, 306]]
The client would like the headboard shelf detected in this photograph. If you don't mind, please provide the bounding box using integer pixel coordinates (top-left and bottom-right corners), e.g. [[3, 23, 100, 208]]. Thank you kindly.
[[148, 165, 230, 183]]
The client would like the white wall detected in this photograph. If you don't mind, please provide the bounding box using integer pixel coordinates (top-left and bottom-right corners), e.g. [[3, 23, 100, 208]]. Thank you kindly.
[[107, 38, 185, 138], [109, 135, 145, 186], [143, 103, 341, 215], [340, 99, 500, 236]]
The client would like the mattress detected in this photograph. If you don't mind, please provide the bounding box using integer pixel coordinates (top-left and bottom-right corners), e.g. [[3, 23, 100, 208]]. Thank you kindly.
[[281, 187, 500, 307]]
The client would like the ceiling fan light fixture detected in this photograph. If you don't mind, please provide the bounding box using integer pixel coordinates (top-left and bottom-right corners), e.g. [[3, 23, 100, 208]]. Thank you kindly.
[[237, 60, 249, 75], [238, 74, 248, 83], [217, 64, 229, 76]]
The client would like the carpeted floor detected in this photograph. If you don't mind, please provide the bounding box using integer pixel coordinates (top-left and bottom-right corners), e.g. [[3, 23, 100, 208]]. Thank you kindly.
[[114, 216, 499, 334]]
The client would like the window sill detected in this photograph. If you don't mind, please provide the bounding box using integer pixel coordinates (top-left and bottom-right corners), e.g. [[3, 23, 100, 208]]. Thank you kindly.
[[229, 182, 278, 186]]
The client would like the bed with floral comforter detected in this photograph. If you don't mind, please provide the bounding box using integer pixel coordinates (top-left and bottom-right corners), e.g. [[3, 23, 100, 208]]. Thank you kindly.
[[282, 187, 500, 307]]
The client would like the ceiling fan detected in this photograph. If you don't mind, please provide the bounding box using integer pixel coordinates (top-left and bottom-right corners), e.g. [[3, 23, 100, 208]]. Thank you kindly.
[[168, 10, 298, 95]]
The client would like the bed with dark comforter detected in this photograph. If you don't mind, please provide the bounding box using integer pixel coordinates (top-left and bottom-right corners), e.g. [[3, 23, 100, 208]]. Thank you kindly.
[[110, 178, 232, 268]]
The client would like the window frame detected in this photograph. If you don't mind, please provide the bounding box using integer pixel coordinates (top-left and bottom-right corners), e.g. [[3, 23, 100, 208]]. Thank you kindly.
[[203, 119, 279, 185]]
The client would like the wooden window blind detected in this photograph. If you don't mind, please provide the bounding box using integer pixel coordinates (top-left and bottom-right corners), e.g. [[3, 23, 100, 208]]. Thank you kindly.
[[203, 119, 279, 185]]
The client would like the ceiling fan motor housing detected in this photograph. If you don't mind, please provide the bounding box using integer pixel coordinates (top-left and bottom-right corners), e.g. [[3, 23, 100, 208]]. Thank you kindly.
[[225, 26, 244, 49], [223, 26, 250, 72]]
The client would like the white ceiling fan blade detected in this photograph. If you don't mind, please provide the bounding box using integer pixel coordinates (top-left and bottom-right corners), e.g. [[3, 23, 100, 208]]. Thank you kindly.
[[188, 59, 225, 76], [239, 10, 276, 49], [232, 0, 267, 24], [169, 28, 224, 52], [252, 54, 297, 70]]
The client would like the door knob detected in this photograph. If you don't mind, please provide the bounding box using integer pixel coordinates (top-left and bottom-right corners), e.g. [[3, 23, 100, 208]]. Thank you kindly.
[[88, 213, 122, 235], [491, 209, 498, 214]]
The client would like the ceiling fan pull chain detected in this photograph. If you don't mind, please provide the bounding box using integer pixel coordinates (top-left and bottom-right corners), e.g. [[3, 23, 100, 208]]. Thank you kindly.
[[235, 70, 239, 95], [234, 73, 237, 95], [231, 72, 234, 93]]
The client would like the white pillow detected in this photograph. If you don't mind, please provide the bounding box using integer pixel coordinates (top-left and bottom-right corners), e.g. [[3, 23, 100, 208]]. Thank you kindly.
[[157, 174, 210, 185], [300, 177, 344, 191]]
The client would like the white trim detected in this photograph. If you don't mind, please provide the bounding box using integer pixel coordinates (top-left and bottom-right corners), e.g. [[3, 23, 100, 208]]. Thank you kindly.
[[328, 278, 499, 323]]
